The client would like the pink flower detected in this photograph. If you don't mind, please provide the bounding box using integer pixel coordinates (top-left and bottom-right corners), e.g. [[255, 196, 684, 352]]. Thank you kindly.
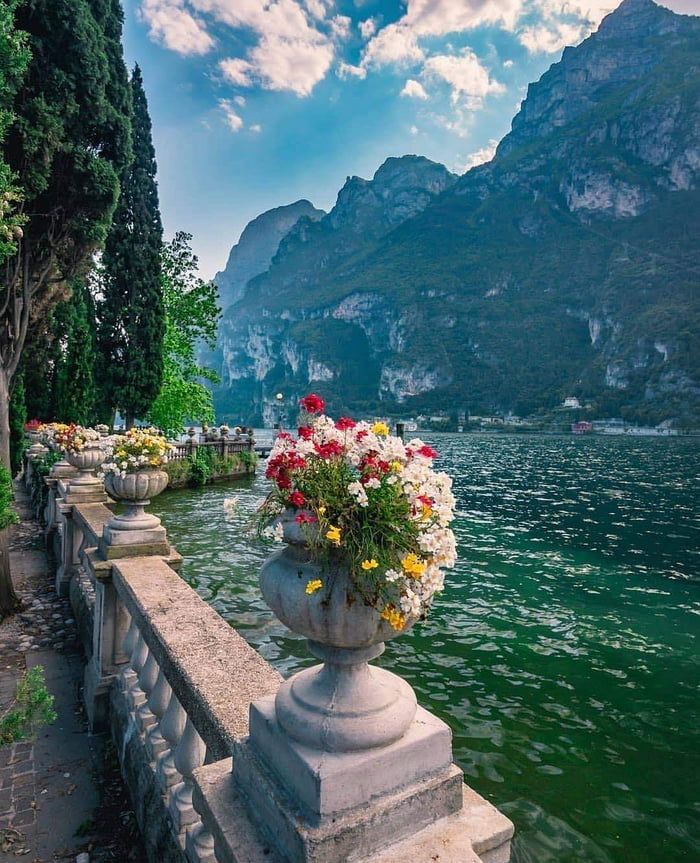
[[300, 393, 325, 414], [289, 490, 306, 508], [335, 417, 356, 431]]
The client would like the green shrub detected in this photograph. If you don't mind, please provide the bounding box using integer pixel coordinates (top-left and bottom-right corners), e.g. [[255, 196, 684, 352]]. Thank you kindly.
[[0, 666, 57, 747]]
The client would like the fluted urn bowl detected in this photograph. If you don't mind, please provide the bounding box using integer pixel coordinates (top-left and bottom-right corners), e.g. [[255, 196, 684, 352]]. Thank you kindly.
[[260, 509, 418, 753], [104, 469, 168, 532], [65, 444, 104, 484]]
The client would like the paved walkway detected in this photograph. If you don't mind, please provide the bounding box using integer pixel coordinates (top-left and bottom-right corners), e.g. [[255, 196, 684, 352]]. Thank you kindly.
[[0, 484, 145, 862]]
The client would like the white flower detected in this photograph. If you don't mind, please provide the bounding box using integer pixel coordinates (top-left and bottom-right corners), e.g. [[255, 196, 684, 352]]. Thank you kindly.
[[365, 477, 381, 490]]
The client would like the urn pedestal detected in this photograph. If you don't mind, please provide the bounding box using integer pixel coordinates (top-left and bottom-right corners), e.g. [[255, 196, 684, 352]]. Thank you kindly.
[[101, 470, 169, 554], [63, 445, 107, 504], [230, 535, 502, 863]]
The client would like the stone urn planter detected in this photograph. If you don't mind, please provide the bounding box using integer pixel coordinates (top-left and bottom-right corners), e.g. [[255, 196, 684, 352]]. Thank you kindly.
[[104, 469, 168, 532], [260, 510, 417, 753], [65, 444, 104, 484]]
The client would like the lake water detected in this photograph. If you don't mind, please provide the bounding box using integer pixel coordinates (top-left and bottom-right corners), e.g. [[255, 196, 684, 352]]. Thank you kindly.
[[150, 433, 700, 863]]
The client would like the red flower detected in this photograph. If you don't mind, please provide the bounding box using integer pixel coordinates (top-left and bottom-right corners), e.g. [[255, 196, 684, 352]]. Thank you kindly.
[[417, 495, 433, 508], [298, 425, 313, 440], [289, 490, 306, 508], [355, 430, 368, 441], [335, 417, 356, 431], [25, 419, 42, 431], [314, 440, 344, 459], [300, 393, 325, 414], [418, 445, 438, 459], [277, 473, 292, 490], [295, 512, 317, 525]]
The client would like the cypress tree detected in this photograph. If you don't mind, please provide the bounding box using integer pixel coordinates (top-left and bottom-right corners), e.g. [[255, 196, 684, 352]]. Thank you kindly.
[[0, 0, 131, 468], [98, 64, 164, 429], [54, 282, 97, 425]]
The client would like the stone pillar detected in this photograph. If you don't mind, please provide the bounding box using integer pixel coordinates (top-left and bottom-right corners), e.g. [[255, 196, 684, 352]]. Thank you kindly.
[[43, 460, 77, 549], [55, 501, 85, 596]]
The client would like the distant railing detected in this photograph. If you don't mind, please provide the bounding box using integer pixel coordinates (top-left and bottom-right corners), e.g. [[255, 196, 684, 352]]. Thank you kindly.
[[169, 437, 254, 462]]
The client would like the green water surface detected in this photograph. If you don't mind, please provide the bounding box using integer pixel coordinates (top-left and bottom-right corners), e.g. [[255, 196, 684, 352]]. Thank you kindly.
[[150, 434, 700, 863]]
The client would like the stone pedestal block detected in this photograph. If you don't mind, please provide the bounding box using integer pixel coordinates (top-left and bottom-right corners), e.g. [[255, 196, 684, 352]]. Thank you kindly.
[[193, 759, 513, 863], [232, 696, 465, 863]]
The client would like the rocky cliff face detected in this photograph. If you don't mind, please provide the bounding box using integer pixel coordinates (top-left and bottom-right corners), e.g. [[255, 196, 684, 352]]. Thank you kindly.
[[214, 200, 324, 309], [212, 0, 700, 427]]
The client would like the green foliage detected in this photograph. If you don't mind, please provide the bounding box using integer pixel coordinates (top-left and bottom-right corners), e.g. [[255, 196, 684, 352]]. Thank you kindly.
[[0, 666, 56, 747], [0, 462, 16, 530], [0, 0, 29, 264], [164, 447, 255, 487], [147, 232, 221, 437], [8, 369, 25, 475], [97, 64, 163, 426], [53, 281, 97, 425], [27, 450, 59, 515]]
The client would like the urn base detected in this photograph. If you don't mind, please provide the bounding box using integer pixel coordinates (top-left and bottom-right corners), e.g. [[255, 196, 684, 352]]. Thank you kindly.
[[232, 696, 465, 863]]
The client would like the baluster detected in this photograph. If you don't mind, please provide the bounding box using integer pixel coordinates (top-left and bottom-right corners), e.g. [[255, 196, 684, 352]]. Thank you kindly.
[[127, 633, 148, 709], [120, 616, 138, 690], [169, 718, 206, 839], [143, 670, 172, 759], [135, 651, 159, 729], [156, 693, 187, 791], [185, 822, 217, 863]]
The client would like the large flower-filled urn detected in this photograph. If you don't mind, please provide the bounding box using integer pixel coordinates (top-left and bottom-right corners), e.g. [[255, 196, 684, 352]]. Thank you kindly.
[[65, 443, 105, 485], [260, 509, 418, 753], [104, 469, 168, 532]]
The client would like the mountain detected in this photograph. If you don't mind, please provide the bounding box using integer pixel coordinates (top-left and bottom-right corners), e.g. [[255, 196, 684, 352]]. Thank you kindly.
[[212, 0, 700, 427], [214, 200, 324, 309]]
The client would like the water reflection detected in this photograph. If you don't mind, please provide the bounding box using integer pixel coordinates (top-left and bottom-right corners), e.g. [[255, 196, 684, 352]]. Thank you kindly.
[[151, 434, 700, 863]]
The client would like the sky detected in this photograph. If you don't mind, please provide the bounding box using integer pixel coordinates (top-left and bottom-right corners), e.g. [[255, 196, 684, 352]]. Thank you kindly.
[[121, 0, 700, 279]]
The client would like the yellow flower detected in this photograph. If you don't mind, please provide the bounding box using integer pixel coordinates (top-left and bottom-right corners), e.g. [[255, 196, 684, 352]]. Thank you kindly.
[[361, 559, 379, 571], [421, 503, 433, 521], [326, 525, 342, 546], [402, 553, 426, 578], [372, 421, 389, 436], [305, 579, 323, 595], [318, 506, 326, 516], [380, 607, 406, 631], [390, 460, 403, 473]]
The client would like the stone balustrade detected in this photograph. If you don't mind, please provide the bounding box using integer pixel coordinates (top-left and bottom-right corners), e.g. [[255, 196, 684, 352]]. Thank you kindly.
[[28, 439, 514, 863]]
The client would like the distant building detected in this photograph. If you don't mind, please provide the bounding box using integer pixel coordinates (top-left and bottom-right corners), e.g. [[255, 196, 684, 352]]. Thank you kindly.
[[562, 396, 581, 409], [571, 421, 593, 434]]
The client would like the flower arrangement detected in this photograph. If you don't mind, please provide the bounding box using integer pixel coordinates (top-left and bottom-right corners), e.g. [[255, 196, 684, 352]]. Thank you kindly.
[[219, 424, 230, 436], [257, 394, 457, 631], [102, 427, 175, 478], [54, 424, 100, 453], [24, 419, 43, 433]]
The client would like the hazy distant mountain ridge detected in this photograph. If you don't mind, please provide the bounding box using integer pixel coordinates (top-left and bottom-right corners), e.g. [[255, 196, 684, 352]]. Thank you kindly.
[[212, 0, 700, 426]]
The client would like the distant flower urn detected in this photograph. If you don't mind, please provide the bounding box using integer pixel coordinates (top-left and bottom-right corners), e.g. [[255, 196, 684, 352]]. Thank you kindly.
[[65, 444, 105, 485], [259, 509, 418, 754], [104, 469, 168, 532]]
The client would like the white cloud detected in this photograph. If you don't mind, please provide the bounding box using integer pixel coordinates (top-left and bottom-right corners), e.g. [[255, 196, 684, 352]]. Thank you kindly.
[[362, 23, 424, 67], [250, 123, 263, 133], [458, 137, 499, 171], [359, 17, 377, 39], [399, 0, 524, 36], [234, 95, 247, 106], [176, 0, 338, 96], [219, 99, 244, 131], [534, 0, 617, 27], [518, 20, 586, 53], [219, 57, 255, 87], [401, 78, 428, 100], [139, 0, 214, 55], [338, 61, 367, 79], [503, 58, 514, 68], [422, 49, 505, 108], [330, 15, 352, 39], [410, 124, 419, 136]]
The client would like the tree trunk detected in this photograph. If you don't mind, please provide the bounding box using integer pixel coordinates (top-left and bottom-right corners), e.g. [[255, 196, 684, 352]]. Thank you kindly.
[[125, 413, 134, 430], [0, 526, 19, 619], [0, 364, 11, 473]]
